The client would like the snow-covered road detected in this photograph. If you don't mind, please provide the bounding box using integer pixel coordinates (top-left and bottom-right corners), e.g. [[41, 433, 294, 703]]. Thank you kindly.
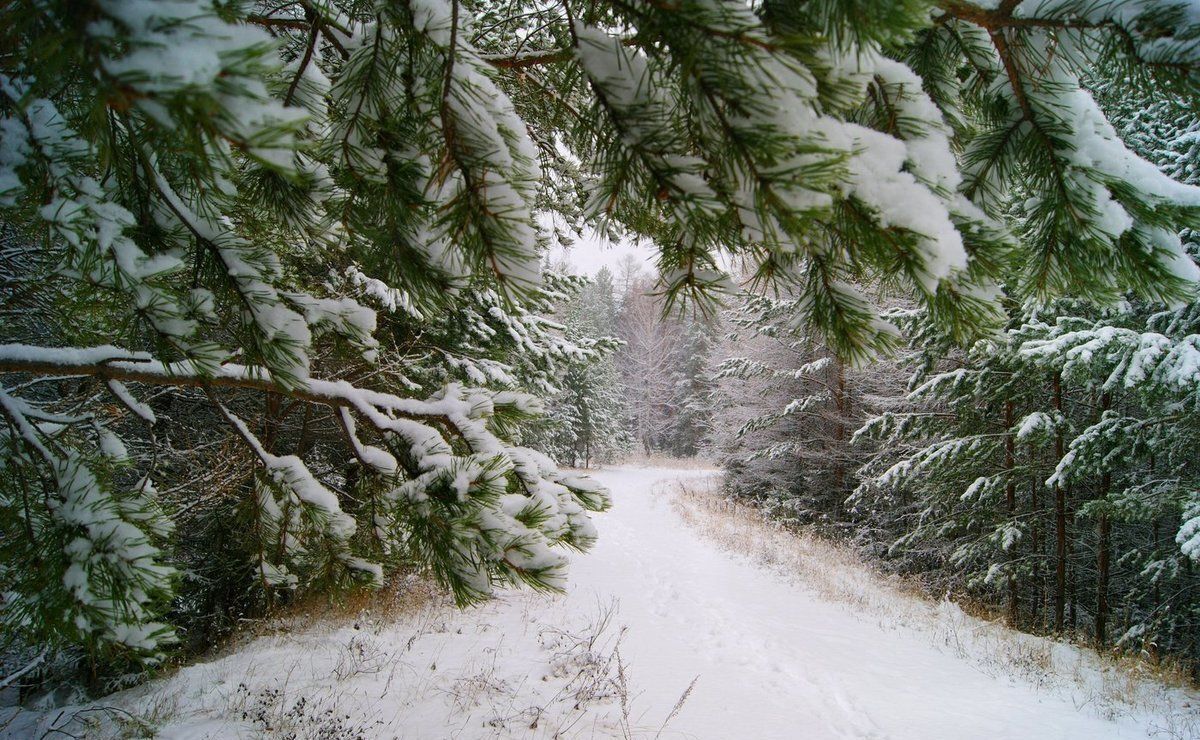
[[7, 466, 1193, 739], [570, 466, 932, 738], [558, 467, 1183, 740]]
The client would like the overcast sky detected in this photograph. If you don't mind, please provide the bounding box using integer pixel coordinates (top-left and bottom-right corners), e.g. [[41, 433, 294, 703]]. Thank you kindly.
[[546, 229, 657, 277]]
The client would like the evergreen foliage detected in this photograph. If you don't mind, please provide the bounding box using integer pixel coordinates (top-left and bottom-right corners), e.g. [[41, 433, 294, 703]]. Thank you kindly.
[[712, 292, 907, 530], [615, 271, 718, 457], [854, 69, 1200, 663], [529, 266, 630, 467], [702, 0, 1200, 673], [4, 0, 1200, 688]]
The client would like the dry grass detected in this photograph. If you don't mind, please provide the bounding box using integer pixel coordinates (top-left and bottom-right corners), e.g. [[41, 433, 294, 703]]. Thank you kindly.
[[671, 479, 929, 615], [23, 577, 446, 738], [113, 571, 444, 721], [42, 583, 692, 739], [215, 572, 445, 653]]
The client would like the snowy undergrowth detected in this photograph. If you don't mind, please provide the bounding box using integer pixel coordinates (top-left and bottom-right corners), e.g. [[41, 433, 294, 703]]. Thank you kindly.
[[0, 581, 679, 739], [670, 478, 1200, 739], [7, 466, 1195, 739]]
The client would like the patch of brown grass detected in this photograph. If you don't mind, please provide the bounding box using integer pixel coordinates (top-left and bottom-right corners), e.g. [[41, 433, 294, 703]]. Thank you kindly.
[[207, 572, 446, 660]]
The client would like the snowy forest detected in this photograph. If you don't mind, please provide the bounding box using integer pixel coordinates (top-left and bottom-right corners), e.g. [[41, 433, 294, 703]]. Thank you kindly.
[[4, 0, 1200, 736]]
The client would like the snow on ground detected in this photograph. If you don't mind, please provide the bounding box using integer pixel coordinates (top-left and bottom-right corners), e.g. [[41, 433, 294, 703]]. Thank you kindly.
[[4, 466, 1197, 739]]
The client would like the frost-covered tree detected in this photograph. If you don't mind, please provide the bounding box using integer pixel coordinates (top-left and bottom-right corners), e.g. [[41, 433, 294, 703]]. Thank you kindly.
[[859, 296, 1200, 663], [713, 291, 909, 530], [4, 0, 1200, 681], [856, 71, 1200, 659], [663, 312, 717, 458], [854, 320, 1066, 628], [1020, 80, 1200, 658], [617, 275, 682, 453], [1016, 306, 1200, 657], [0, 0, 615, 678], [532, 268, 630, 466]]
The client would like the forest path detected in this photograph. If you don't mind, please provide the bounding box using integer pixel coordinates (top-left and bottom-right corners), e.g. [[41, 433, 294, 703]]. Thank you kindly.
[[561, 466, 1186, 740], [8, 467, 1192, 739]]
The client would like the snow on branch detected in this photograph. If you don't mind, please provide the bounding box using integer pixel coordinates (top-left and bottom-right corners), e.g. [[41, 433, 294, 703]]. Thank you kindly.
[[0, 343, 611, 603]]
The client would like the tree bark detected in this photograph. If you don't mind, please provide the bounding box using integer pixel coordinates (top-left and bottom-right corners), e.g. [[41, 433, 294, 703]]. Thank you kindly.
[[1096, 508, 1111, 646], [1096, 392, 1112, 647], [1053, 372, 1067, 633], [1031, 474, 1041, 628], [832, 360, 848, 514], [1004, 400, 1019, 628]]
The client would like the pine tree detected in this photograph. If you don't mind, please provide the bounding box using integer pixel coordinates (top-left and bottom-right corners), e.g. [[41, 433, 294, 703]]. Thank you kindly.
[[532, 268, 629, 467], [854, 319, 1064, 627], [664, 313, 717, 458], [714, 290, 909, 529], [4, 0, 1200, 681], [856, 72, 1200, 654], [0, 0, 613, 677]]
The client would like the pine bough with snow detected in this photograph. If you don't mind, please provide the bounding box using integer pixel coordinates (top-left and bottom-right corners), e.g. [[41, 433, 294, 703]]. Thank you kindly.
[[2, 0, 1200, 686], [722, 77, 1200, 668]]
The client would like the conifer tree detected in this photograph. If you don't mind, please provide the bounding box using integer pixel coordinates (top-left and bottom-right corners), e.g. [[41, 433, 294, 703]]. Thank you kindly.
[[4, 0, 1200, 680], [854, 321, 1063, 627], [532, 267, 629, 466], [664, 313, 717, 458], [856, 67, 1200, 654], [714, 290, 908, 528]]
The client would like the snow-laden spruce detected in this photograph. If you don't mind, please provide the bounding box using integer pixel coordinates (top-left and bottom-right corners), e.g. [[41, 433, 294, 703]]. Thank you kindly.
[[4, 0, 1200, 681], [850, 65, 1200, 655], [707, 0, 1200, 664]]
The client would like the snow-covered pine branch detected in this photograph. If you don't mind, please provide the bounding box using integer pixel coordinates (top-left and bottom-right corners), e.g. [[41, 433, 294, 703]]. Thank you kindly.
[[6, 0, 1200, 683]]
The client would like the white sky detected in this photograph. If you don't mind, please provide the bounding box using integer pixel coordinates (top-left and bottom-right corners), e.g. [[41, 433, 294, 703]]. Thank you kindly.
[[547, 228, 657, 277]]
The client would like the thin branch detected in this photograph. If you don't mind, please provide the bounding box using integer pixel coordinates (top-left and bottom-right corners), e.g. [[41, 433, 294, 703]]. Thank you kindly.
[[0, 353, 452, 427], [0, 650, 46, 691], [284, 11, 321, 106], [479, 48, 574, 68]]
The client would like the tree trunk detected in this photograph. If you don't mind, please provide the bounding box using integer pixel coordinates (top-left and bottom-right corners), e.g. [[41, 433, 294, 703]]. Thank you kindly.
[[1069, 556, 1077, 631], [832, 360, 847, 514], [262, 391, 282, 454], [1031, 475, 1041, 628], [1004, 400, 1019, 628], [1053, 372, 1067, 633], [1096, 509, 1111, 647], [1096, 393, 1112, 647]]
